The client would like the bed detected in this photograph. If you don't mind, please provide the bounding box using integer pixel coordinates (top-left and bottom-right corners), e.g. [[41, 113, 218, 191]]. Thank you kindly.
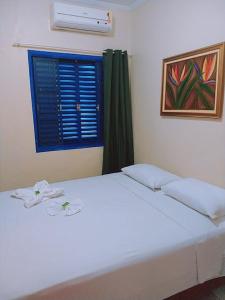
[[1, 172, 225, 300]]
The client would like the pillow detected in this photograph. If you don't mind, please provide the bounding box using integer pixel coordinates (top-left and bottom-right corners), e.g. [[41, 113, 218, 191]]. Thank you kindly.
[[121, 164, 179, 190], [162, 178, 225, 219]]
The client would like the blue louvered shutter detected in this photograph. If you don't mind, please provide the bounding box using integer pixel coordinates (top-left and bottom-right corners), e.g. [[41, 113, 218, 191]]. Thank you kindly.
[[79, 62, 102, 141], [58, 59, 80, 144], [28, 51, 103, 152], [33, 57, 61, 147]]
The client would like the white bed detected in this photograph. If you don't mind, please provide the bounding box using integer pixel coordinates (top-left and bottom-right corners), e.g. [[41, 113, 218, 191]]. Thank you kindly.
[[1, 173, 225, 300]]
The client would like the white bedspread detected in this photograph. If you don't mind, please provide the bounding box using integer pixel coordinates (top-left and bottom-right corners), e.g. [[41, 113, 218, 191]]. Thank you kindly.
[[0, 173, 225, 300]]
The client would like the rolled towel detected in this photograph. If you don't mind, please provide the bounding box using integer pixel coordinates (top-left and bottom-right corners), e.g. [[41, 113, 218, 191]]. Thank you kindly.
[[47, 199, 82, 216], [11, 180, 64, 208]]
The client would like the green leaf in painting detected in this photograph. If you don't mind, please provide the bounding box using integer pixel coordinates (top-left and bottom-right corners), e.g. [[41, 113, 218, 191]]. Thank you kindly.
[[166, 82, 176, 108], [199, 82, 215, 97], [176, 63, 194, 107], [195, 87, 213, 110], [177, 76, 199, 109]]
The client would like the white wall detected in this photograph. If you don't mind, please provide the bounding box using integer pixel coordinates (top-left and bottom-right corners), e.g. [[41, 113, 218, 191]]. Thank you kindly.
[[131, 0, 225, 187], [0, 0, 132, 191]]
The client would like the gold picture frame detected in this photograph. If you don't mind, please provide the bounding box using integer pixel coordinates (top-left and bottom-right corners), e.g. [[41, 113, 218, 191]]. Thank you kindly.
[[161, 43, 225, 118]]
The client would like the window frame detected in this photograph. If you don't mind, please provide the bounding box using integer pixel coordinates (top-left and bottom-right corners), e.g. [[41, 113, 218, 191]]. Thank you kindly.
[[28, 50, 104, 153]]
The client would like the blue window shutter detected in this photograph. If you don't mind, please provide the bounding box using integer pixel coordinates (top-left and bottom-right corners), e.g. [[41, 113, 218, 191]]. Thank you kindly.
[[58, 59, 80, 143], [33, 57, 61, 147], [28, 50, 103, 152], [79, 62, 100, 140]]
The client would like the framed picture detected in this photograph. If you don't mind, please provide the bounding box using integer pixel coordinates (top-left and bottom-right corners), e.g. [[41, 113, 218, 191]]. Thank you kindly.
[[161, 43, 225, 118]]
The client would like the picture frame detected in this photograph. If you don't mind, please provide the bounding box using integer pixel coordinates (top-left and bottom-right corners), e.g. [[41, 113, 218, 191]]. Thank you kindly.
[[160, 43, 225, 118]]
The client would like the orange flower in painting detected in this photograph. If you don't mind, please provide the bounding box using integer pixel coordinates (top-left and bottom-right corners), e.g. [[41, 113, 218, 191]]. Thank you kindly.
[[202, 55, 216, 82], [170, 64, 187, 86]]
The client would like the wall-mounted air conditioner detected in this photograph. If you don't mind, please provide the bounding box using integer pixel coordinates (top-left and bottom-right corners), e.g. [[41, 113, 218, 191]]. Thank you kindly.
[[51, 2, 113, 34]]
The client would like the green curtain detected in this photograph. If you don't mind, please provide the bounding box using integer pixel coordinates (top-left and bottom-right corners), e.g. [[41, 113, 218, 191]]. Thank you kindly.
[[102, 49, 134, 174]]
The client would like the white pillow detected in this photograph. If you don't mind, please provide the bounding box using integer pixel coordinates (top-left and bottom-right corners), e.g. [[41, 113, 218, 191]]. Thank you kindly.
[[162, 178, 225, 219], [121, 164, 179, 190]]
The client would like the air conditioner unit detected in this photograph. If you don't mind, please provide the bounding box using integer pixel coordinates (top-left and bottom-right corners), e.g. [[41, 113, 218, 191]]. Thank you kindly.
[[51, 3, 112, 34]]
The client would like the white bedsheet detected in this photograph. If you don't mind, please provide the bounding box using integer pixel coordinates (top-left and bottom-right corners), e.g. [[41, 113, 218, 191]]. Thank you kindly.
[[0, 173, 225, 300]]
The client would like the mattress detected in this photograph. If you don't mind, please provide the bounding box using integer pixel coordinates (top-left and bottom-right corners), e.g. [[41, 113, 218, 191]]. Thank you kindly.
[[0, 173, 225, 300]]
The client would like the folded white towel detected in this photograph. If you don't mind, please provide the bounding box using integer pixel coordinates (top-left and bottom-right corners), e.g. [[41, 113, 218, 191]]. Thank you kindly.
[[11, 180, 64, 208], [47, 199, 82, 217]]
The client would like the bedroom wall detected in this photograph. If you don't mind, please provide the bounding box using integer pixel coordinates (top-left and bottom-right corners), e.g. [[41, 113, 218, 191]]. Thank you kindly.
[[131, 0, 225, 187], [0, 0, 132, 191]]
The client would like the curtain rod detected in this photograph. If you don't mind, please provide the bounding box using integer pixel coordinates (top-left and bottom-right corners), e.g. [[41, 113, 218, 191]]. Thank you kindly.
[[12, 42, 132, 57], [13, 42, 103, 56]]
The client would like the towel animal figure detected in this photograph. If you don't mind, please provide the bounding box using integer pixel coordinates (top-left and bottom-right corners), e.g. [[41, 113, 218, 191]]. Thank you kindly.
[[11, 180, 64, 208]]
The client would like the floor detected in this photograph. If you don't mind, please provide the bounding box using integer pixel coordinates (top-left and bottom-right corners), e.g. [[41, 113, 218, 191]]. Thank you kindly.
[[166, 278, 225, 300], [203, 286, 225, 300]]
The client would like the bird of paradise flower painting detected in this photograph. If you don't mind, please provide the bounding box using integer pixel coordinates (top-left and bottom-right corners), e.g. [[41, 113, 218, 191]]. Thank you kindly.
[[161, 43, 225, 118]]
